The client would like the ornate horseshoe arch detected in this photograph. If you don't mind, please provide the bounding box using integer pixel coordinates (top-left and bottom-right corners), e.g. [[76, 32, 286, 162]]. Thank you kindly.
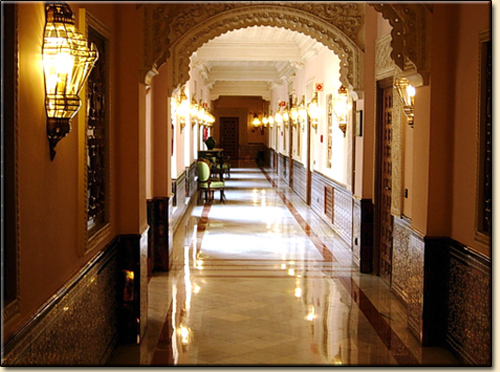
[[143, 3, 364, 93]]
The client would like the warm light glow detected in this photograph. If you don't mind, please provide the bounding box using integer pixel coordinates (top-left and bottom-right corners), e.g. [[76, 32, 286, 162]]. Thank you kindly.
[[394, 77, 416, 126], [290, 105, 299, 123], [295, 288, 302, 298], [275, 112, 283, 126], [190, 101, 198, 116], [283, 109, 290, 123], [178, 325, 191, 345], [43, 3, 99, 160], [177, 89, 190, 127], [407, 85, 416, 97], [308, 92, 320, 130], [332, 84, 351, 136], [308, 101, 319, 119], [252, 113, 261, 127], [124, 270, 134, 280], [306, 307, 315, 321], [171, 97, 178, 116], [43, 20, 98, 119], [298, 102, 307, 122], [288, 268, 295, 276]]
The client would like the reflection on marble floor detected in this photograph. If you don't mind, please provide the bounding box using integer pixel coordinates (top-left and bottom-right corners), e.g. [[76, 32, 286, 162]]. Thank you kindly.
[[108, 163, 459, 367]]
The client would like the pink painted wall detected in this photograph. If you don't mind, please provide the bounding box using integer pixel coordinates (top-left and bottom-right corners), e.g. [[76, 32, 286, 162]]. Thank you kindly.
[[6, 2, 121, 340], [152, 67, 170, 197], [113, 4, 147, 234], [449, 3, 491, 256], [357, 5, 377, 199]]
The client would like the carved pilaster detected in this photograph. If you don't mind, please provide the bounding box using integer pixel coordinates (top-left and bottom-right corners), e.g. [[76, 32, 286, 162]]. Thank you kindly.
[[391, 83, 404, 217]]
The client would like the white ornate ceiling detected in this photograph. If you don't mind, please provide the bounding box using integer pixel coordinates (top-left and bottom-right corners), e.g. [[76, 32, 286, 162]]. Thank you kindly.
[[190, 26, 329, 101]]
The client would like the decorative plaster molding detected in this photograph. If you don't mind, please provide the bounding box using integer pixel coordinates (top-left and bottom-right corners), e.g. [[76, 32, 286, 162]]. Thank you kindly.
[[371, 3, 431, 85], [210, 81, 271, 101], [375, 34, 394, 80], [144, 3, 363, 93]]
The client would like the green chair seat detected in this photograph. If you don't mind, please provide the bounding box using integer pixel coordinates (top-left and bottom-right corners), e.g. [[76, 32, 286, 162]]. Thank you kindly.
[[196, 159, 226, 204], [199, 179, 225, 189]]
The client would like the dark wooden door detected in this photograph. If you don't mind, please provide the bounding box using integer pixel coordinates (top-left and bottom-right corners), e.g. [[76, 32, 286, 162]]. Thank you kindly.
[[377, 80, 394, 286], [220, 117, 239, 160]]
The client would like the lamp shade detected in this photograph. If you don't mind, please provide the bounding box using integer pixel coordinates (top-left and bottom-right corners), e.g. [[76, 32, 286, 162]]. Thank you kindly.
[[394, 77, 416, 126], [332, 85, 351, 136], [43, 2, 98, 120], [308, 93, 319, 120], [43, 2, 98, 160]]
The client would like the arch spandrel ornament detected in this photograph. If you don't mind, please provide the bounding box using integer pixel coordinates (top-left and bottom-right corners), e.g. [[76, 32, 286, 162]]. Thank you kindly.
[[143, 3, 364, 93], [371, 3, 432, 86]]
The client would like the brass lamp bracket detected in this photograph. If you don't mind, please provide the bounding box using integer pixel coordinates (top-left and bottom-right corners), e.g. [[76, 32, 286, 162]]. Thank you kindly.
[[47, 118, 71, 161]]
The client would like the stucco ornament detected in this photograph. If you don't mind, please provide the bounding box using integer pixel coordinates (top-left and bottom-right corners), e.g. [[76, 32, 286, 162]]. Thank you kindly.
[[143, 2, 364, 93], [372, 3, 432, 85]]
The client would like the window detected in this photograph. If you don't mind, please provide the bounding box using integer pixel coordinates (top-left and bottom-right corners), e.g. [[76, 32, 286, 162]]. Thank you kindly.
[[87, 26, 108, 233], [79, 10, 111, 254]]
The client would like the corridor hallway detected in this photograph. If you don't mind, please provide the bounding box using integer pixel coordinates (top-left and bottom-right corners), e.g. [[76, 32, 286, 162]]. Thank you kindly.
[[108, 163, 459, 367]]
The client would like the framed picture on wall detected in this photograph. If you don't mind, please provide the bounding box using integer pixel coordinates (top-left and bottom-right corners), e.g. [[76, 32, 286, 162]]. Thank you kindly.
[[355, 110, 363, 137]]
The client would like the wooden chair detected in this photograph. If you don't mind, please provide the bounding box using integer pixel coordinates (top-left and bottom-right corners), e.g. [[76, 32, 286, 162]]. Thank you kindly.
[[196, 159, 226, 204], [208, 155, 231, 179]]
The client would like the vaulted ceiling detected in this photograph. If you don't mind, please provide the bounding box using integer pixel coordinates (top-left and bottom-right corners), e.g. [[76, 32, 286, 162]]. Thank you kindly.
[[190, 26, 330, 101]]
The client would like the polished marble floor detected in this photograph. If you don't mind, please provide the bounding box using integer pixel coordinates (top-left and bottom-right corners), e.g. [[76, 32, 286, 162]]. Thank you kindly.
[[108, 162, 460, 367]]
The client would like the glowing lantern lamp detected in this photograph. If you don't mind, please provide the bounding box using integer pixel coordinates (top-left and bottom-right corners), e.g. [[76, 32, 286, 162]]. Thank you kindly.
[[307, 92, 320, 130], [332, 85, 352, 137], [43, 2, 99, 160], [394, 78, 416, 127]]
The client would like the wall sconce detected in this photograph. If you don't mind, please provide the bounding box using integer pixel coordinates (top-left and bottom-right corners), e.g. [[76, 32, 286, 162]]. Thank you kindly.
[[197, 103, 215, 127], [308, 91, 319, 131], [332, 85, 352, 137], [176, 87, 190, 131], [268, 114, 275, 128], [275, 111, 283, 127], [251, 112, 265, 135], [282, 108, 290, 128], [252, 112, 261, 127], [394, 77, 416, 127], [43, 2, 98, 160], [298, 97, 307, 131], [290, 101, 299, 128], [190, 98, 199, 127], [205, 112, 215, 127]]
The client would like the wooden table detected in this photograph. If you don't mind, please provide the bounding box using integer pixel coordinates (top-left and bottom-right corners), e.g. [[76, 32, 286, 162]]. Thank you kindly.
[[198, 148, 224, 159]]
